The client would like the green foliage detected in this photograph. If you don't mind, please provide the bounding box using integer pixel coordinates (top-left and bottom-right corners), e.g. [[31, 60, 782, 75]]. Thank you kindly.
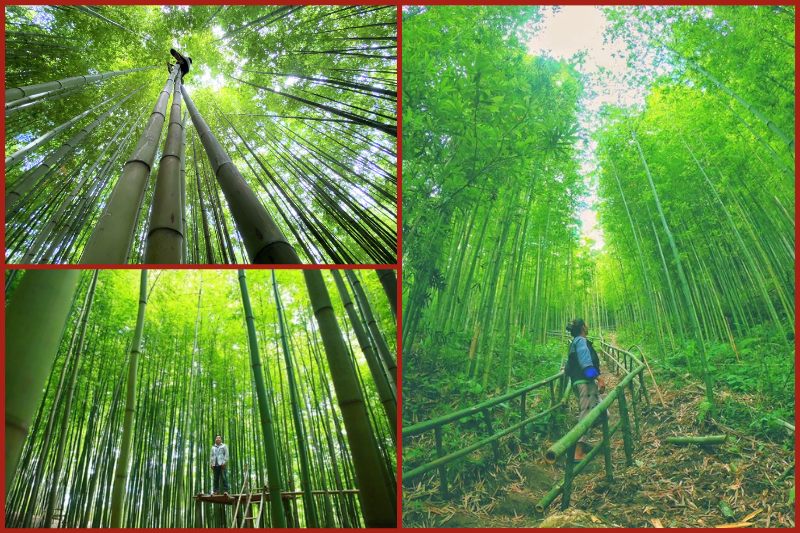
[[5, 5, 397, 264], [6, 269, 396, 527], [402, 5, 587, 399]]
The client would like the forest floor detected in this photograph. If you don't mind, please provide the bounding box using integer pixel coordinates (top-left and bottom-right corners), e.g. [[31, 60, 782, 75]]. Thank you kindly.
[[404, 370, 795, 528]]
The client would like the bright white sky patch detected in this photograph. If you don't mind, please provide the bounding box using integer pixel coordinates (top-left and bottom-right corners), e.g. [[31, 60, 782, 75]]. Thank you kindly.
[[527, 6, 649, 251], [198, 64, 225, 92]]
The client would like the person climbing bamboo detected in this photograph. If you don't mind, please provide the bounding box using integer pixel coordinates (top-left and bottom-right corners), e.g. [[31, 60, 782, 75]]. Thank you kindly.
[[564, 318, 606, 461], [210, 434, 230, 495], [167, 48, 192, 78]]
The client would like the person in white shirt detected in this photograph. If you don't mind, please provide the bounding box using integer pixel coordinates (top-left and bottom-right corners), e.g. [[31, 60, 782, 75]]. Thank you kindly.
[[210, 435, 230, 494]]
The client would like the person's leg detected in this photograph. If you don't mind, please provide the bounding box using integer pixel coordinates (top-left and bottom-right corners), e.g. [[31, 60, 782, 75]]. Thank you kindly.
[[213, 466, 221, 494], [222, 466, 230, 493], [587, 381, 603, 422], [575, 382, 601, 459]]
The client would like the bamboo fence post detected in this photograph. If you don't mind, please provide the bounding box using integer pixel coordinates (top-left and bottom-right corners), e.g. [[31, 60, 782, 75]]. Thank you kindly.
[[561, 444, 576, 510], [548, 380, 557, 438], [434, 427, 447, 499], [519, 391, 528, 441], [601, 417, 613, 481], [629, 378, 641, 438], [481, 409, 500, 461], [617, 389, 634, 466]]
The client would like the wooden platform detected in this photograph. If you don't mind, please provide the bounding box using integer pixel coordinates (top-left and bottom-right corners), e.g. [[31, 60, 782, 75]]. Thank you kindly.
[[195, 489, 359, 505]]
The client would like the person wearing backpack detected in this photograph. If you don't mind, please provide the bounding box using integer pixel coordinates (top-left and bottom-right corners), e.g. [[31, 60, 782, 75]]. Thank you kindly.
[[564, 318, 606, 461]]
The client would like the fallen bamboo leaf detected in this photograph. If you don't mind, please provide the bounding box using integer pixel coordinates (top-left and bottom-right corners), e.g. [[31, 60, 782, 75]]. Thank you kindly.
[[718, 500, 735, 519], [715, 522, 754, 528], [742, 509, 762, 522], [650, 518, 664, 528]]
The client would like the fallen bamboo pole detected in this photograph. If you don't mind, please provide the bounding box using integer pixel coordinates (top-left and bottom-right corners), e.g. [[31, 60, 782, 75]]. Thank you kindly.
[[665, 435, 727, 445]]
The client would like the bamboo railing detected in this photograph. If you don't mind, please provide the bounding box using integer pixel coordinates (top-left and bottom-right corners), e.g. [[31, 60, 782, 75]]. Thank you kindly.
[[403, 371, 569, 498], [404, 334, 652, 514]]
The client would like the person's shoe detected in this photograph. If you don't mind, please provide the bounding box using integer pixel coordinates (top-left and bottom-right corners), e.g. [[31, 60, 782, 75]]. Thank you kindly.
[[574, 442, 591, 461]]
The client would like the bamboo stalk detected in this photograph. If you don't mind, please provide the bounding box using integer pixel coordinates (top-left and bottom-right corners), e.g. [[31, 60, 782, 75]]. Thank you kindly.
[[81, 68, 179, 264], [5, 271, 81, 489], [144, 72, 185, 263], [109, 270, 148, 527], [238, 270, 288, 528], [303, 270, 396, 527], [6, 86, 143, 213], [182, 85, 300, 264], [375, 269, 397, 321], [5, 65, 156, 103]]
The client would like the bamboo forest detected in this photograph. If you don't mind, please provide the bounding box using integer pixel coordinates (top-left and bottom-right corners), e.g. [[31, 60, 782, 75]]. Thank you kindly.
[[4, 5, 397, 265], [402, 5, 795, 528], [5, 269, 398, 527]]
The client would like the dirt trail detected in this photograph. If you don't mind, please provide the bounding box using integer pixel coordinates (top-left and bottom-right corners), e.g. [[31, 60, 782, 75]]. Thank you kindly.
[[403, 372, 795, 528]]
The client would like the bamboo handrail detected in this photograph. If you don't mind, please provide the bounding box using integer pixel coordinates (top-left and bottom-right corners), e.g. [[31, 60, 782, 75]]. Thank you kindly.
[[404, 372, 564, 437], [403, 367, 569, 491]]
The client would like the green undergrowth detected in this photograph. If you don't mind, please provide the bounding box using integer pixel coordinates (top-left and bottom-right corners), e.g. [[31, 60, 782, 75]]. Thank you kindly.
[[612, 324, 795, 443], [403, 332, 565, 426]]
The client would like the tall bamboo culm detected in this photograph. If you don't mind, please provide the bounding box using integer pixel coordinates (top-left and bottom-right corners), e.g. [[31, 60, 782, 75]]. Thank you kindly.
[[375, 269, 397, 322], [182, 85, 301, 264], [144, 71, 185, 263], [109, 270, 148, 527], [5, 65, 156, 103], [331, 269, 397, 440], [5, 271, 81, 489], [80, 68, 179, 264], [302, 269, 396, 527], [237, 270, 288, 527]]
